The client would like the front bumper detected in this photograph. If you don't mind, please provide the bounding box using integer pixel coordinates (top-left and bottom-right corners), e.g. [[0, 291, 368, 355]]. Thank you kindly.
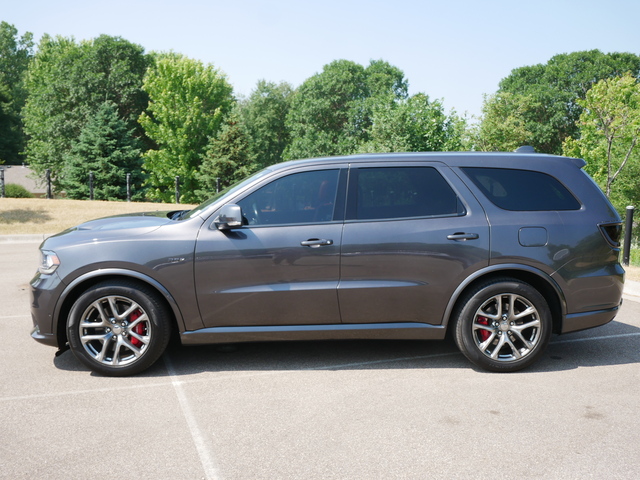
[[30, 271, 65, 348], [30, 325, 58, 347]]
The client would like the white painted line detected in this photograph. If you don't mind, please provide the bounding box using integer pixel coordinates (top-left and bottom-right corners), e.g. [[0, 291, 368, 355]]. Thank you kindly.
[[164, 354, 221, 480], [0, 381, 174, 402]]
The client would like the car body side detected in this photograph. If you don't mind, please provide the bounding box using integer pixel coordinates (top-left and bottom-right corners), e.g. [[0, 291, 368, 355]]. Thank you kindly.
[[30, 152, 624, 353]]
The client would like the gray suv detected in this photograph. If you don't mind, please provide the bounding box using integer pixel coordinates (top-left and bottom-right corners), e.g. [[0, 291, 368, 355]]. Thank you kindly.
[[30, 150, 625, 375]]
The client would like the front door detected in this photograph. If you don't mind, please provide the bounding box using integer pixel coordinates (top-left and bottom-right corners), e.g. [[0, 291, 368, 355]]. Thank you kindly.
[[194, 168, 344, 328]]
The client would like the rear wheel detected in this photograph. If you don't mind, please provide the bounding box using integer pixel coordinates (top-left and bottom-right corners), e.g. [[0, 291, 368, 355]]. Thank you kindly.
[[452, 278, 552, 372], [67, 281, 171, 376]]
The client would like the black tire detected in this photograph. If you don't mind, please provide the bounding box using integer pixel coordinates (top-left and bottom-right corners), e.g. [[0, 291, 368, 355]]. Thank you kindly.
[[452, 278, 552, 372], [67, 280, 172, 376]]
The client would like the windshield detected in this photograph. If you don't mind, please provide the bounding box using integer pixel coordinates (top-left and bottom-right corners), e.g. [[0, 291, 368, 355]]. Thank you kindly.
[[181, 168, 272, 220]]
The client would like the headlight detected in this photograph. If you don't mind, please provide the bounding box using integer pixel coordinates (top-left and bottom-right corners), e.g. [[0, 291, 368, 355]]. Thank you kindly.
[[39, 250, 60, 274]]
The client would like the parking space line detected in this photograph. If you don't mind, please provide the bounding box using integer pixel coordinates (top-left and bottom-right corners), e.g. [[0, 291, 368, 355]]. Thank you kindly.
[[0, 381, 174, 402], [164, 354, 220, 480]]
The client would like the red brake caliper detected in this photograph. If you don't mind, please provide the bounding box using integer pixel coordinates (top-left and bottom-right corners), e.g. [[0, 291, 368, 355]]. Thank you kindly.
[[476, 316, 491, 342], [129, 310, 145, 347]]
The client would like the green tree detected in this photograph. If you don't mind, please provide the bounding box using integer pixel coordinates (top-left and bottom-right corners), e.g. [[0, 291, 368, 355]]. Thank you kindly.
[[476, 92, 536, 151], [0, 21, 34, 164], [197, 109, 258, 201], [563, 73, 640, 212], [482, 50, 640, 154], [238, 80, 293, 168], [60, 101, 144, 200], [139, 53, 233, 203], [0, 82, 13, 164], [284, 59, 408, 160], [23, 34, 149, 186], [360, 93, 468, 153]]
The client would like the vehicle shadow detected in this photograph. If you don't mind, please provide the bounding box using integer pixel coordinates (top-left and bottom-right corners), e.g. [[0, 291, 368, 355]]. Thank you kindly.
[[53, 319, 640, 376]]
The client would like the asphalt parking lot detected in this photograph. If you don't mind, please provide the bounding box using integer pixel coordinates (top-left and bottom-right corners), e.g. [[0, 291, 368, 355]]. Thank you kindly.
[[1, 240, 639, 479]]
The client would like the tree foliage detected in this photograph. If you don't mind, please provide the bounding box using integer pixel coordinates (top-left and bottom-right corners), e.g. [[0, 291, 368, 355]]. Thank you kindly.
[[481, 50, 640, 154], [284, 59, 408, 160], [0, 21, 34, 164], [8, 30, 640, 209], [139, 53, 233, 203], [22, 34, 149, 186], [563, 73, 640, 212], [238, 80, 293, 168], [476, 92, 536, 151], [360, 93, 468, 153], [197, 109, 259, 201], [60, 101, 144, 200]]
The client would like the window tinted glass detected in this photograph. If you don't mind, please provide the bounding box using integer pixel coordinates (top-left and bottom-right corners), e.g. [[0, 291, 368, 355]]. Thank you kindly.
[[353, 167, 464, 220], [238, 169, 339, 225], [462, 167, 580, 211]]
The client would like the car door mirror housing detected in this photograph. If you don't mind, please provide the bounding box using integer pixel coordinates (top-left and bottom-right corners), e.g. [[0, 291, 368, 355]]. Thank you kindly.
[[214, 204, 244, 230]]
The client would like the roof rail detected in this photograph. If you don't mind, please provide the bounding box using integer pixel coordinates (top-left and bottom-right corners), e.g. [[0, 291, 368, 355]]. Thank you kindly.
[[515, 145, 535, 153]]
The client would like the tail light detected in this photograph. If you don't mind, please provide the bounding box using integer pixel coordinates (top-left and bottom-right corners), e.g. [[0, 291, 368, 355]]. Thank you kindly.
[[599, 222, 622, 248]]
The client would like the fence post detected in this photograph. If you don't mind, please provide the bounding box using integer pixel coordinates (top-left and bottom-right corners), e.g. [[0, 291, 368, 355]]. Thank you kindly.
[[623, 206, 635, 267], [0, 168, 4, 198], [46, 169, 52, 199], [175, 176, 180, 204], [89, 172, 94, 200], [126, 173, 131, 202], [216, 177, 220, 194]]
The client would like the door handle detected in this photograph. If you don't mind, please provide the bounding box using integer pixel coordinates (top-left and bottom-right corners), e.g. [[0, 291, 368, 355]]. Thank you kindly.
[[447, 232, 479, 241], [300, 238, 334, 247]]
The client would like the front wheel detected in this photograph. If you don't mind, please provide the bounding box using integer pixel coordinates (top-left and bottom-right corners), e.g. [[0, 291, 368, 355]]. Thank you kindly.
[[452, 278, 552, 372], [67, 281, 171, 376]]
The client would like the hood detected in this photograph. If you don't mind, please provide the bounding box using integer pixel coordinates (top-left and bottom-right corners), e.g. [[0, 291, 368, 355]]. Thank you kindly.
[[74, 211, 175, 231], [43, 211, 175, 248]]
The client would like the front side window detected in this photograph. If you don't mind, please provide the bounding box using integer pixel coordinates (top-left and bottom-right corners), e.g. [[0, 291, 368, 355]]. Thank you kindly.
[[462, 167, 580, 211], [349, 167, 465, 220], [237, 169, 340, 225]]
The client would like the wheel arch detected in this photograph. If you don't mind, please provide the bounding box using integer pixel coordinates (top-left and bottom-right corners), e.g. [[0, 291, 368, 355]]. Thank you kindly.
[[54, 269, 184, 348], [443, 265, 566, 335]]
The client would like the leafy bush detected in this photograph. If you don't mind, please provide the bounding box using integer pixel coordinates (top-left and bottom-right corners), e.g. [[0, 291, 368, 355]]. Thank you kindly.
[[4, 183, 34, 198]]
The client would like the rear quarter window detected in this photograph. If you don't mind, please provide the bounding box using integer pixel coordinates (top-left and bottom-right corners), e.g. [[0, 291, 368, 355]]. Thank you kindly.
[[462, 167, 581, 211]]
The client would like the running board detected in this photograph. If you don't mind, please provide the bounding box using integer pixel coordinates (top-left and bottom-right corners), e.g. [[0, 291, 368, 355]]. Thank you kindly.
[[180, 322, 446, 345]]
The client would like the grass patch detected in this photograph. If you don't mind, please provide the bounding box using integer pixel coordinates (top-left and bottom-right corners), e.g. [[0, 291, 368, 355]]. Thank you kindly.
[[626, 266, 640, 282], [0, 198, 196, 235]]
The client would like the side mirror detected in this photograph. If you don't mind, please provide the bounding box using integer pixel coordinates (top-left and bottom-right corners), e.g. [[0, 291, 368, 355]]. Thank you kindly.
[[214, 204, 243, 230]]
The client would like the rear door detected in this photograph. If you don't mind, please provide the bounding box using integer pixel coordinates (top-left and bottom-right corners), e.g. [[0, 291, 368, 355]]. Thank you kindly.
[[338, 163, 490, 325]]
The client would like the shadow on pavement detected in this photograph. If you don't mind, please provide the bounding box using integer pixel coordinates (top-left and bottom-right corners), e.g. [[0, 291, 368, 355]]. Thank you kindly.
[[52, 319, 640, 377]]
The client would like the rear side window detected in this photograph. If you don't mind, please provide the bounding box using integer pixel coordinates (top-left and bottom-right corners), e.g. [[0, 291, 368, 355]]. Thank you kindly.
[[462, 167, 581, 211], [349, 167, 465, 220]]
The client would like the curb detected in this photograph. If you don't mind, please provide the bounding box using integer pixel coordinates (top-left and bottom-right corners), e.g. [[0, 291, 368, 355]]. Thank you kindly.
[[0, 233, 52, 244]]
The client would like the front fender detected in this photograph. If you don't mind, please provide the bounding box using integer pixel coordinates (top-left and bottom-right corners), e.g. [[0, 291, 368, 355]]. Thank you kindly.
[[54, 268, 187, 334]]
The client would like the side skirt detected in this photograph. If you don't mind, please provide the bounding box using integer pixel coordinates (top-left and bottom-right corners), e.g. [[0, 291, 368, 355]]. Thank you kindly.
[[180, 322, 447, 345]]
